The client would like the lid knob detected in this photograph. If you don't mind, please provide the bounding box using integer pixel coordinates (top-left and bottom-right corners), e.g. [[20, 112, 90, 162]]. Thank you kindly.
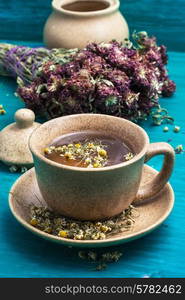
[[14, 108, 35, 128]]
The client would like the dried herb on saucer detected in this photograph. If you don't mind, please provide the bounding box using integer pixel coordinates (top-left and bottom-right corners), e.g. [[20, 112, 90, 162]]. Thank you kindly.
[[29, 205, 138, 240]]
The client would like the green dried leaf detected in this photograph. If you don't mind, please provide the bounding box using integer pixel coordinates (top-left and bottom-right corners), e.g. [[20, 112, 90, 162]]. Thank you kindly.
[[105, 96, 118, 107]]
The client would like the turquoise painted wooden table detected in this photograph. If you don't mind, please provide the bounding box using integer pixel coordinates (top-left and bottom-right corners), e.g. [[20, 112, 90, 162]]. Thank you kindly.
[[0, 47, 185, 278]]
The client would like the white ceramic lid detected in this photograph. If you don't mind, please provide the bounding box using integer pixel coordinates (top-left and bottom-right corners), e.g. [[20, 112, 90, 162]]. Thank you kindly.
[[0, 109, 40, 167]]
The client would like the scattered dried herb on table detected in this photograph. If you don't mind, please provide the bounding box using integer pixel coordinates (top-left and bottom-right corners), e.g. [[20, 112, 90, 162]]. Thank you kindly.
[[29, 205, 138, 240], [9, 165, 28, 173], [78, 250, 123, 271], [151, 106, 174, 126], [163, 126, 169, 132], [0, 31, 176, 122], [173, 126, 180, 133], [174, 145, 184, 154]]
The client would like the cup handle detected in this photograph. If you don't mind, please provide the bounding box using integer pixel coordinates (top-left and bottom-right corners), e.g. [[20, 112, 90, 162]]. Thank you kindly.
[[134, 142, 175, 203]]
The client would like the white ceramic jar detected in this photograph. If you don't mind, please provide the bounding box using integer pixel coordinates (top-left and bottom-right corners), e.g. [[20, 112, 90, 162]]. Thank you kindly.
[[44, 0, 129, 49]]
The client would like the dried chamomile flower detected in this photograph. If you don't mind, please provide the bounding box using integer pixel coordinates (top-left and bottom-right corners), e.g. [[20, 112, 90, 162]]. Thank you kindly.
[[163, 126, 169, 132], [75, 143, 81, 148], [173, 126, 180, 133], [44, 140, 109, 168], [93, 162, 101, 168], [124, 152, 134, 161], [58, 230, 68, 238], [0, 109, 6, 114], [44, 227, 52, 233], [64, 152, 74, 159], [30, 218, 38, 226], [174, 145, 183, 154], [44, 147, 52, 155], [100, 225, 111, 233], [126, 219, 133, 226], [74, 230, 84, 240], [0, 104, 6, 115], [98, 149, 107, 157]]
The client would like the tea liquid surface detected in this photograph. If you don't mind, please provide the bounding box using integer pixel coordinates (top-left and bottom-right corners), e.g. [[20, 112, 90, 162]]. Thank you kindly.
[[44, 131, 134, 168]]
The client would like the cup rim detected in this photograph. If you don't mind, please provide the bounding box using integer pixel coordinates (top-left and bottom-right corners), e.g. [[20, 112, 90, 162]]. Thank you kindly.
[[29, 114, 149, 172], [52, 0, 119, 17]]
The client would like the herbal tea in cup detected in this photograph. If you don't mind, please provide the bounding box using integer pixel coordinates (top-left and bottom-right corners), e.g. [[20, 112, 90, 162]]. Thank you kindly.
[[29, 114, 174, 220], [43, 131, 134, 168]]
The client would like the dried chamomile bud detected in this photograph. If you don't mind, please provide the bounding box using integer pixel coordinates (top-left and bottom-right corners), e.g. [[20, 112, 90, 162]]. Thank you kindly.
[[173, 126, 180, 133], [175, 145, 183, 154], [124, 152, 134, 161], [163, 126, 169, 132]]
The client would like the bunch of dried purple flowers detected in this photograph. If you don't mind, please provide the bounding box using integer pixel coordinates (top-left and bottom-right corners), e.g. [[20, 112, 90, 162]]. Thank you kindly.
[[0, 43, 78, 84], [0, 32, 176, 121]]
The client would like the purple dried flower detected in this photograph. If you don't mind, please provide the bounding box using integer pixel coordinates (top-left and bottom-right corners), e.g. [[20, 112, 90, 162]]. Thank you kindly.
[[65, 69, 95, 99], [12, 32, 177, 121], [162, 79, 176, 97]]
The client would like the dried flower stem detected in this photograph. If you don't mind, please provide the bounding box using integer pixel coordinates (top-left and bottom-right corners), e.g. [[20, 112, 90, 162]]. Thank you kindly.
[[0, 43, 78, 84]]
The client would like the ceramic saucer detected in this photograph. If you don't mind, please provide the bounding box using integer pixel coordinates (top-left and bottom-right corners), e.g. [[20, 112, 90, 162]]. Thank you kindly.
[[9, 165, 174, 248]]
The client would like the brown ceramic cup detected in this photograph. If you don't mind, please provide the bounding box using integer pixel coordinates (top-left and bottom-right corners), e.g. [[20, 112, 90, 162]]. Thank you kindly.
[[29, 114, 175, 220]]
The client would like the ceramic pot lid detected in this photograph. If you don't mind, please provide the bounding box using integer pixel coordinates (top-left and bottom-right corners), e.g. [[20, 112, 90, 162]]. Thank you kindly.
[[0, 109, 40, 167]]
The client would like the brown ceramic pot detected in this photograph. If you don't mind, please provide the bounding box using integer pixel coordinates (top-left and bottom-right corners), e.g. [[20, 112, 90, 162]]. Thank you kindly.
[[44, 0, 129, 49], [29, 114, 175, 220]]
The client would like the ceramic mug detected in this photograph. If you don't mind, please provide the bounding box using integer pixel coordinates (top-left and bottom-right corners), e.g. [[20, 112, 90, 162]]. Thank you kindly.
[[29, 114, 175, 220]]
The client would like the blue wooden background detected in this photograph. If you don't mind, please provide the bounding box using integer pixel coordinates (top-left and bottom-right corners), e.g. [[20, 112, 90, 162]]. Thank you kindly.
[[0, 0, 185, 51], [0, 0, 185, 278]]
